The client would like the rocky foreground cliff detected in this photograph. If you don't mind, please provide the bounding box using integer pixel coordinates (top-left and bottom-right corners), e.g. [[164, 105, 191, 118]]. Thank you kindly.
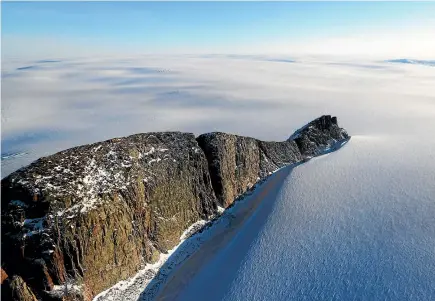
[[1, 115, 349, 301]]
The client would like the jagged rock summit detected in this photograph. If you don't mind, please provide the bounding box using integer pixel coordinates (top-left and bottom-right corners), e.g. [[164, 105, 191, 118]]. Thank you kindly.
[[1, 115, 349, 301], [289, 115, 348, 156]]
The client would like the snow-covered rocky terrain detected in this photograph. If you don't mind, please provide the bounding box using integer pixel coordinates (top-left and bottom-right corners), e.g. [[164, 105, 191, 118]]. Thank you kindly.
[[2, 55, 435, 300]]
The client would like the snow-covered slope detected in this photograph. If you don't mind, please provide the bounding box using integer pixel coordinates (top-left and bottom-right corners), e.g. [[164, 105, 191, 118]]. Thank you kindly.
[[157, 135, 435, 300]]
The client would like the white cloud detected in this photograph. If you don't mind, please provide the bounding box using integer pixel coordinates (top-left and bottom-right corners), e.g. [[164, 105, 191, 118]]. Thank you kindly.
[[2, 54, 435, 177]]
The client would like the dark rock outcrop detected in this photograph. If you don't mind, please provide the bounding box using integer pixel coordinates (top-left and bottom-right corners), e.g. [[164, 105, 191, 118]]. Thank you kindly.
[[1, 132, 217, 300], [289, 115, 349, 157], [1, 115, 349, 300], [196, 134, 302, 207], [2, 276, 38, 301], [197, 115, 349, 207]]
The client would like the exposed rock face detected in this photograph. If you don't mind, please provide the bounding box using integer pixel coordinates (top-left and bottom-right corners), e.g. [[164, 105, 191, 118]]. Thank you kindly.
[[1, 115, 349, 300], [1, 132, 217, 300], [197, 115, 349, 207], [1, 268, 8, 284], [3, 276, 38, 301], [289, 115, 349, 157], [196, 134, 302, 207]]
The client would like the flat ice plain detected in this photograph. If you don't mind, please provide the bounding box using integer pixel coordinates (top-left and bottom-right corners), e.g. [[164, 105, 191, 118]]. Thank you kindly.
[[2, 55, 435, 300]]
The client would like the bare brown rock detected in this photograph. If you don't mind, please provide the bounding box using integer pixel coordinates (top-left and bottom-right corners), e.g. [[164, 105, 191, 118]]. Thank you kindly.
[[1, 116, 349, 300], [1, 268, 8, 284], [9, 275, 38, 301], [196, 133, 302, 207], [2, 132, 217, 300]]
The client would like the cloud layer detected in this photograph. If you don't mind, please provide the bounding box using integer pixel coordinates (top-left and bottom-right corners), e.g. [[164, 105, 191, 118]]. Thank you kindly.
[[2, 55, 435, 176]]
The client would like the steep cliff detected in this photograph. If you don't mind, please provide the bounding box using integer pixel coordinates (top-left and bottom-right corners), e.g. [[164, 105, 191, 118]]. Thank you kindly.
[[1, 115, 349, 301], [196, 134, 302, 207], [197, 115, 349, 207], [1, 132, 217, 300]]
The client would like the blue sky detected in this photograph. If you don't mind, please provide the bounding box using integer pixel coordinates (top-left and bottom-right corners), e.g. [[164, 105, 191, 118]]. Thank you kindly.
[[2, 2, 435, 58]]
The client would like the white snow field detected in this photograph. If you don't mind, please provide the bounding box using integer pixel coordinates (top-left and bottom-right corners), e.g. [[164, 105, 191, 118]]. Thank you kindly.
[[2, 55, 435, 300], [155, 135, 435, 301]]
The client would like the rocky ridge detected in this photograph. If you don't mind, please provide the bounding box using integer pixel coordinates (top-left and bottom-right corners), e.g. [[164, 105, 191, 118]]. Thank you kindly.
[[1, 115, 349, 301]]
